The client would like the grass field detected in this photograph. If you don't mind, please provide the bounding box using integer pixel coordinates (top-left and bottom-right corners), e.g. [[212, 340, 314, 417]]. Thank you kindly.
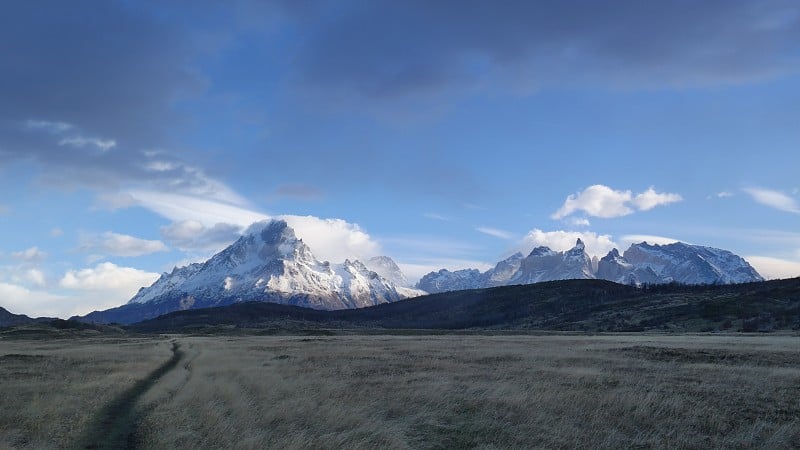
[[2, 332, 799, 448]]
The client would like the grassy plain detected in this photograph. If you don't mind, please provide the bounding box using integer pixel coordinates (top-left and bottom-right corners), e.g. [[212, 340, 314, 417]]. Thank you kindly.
[[2, 331, 800, 449], [0, 329, 172, 449]]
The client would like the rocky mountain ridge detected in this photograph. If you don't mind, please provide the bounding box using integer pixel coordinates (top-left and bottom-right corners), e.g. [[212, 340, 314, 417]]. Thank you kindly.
[[418, 239, 763, 294]]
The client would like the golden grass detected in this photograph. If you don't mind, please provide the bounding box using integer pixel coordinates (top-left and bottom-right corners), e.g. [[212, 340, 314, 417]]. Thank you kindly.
[[2, 333, 799, 449], [0, 335, 172, 449], [140, 334, 800, 449]]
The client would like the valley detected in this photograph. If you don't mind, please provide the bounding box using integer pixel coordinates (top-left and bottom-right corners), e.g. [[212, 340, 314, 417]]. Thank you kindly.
[[2, 332, 799, 448]]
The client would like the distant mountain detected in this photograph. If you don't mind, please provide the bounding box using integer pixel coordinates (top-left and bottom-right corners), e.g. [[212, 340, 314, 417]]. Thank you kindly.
[[0, 306, 54, 327], [78, 220, 423, 324], [598, 242, 764, 285], [419, 239, 763, 294], [130, 277, 800, 333]]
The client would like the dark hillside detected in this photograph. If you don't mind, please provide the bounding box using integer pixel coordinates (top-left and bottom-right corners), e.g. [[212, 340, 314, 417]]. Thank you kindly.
[[129, 278, 800, 333]]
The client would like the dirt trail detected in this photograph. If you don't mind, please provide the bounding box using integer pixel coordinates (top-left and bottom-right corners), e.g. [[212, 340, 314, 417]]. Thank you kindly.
[[73, 341, 184, 450]]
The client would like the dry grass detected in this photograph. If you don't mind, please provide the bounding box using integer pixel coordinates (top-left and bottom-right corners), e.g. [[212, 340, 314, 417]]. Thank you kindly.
[[0, 334, 172, 449], [2, 332, 799, 449], [139, 334, 800, 449]]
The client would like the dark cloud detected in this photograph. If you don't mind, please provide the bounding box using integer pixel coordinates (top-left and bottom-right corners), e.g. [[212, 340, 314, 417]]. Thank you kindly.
[[0, 0, 213, 191], [288, 0, 800, 100], [2, 0, 798, 200]]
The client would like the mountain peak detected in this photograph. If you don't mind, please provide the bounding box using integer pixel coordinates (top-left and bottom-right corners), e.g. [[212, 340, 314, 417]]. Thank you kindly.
[[113, 220, 422, 321], [573, 238, 585, 251], [529, 246, 555, 257], [245, 219, 296, 245]]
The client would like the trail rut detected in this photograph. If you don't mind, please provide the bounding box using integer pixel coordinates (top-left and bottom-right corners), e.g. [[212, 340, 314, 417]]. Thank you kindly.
[[73, 341, 184, 450]]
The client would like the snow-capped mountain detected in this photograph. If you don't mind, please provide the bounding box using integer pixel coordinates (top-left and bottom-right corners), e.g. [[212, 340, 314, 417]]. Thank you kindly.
[[511, 239, 594, 285], [80, 220, 422, 324], [417, 268, 483, 293], [418, 239, 763, 294], [365, 256, 409, 287], [419, 239, 593, 293], [597, 242, 764, 285]]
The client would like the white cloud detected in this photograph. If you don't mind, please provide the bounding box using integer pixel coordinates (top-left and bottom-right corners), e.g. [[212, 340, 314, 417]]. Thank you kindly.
[[716, 191, 733, 198], [743, 187, 800, 214], [745, 256, 800, 280], [129, 190, 384, 264], [520, 229, 618, 258], [81, 232, 168, 257], [280, 215, 381, 262], [0, 282, 69, 318], [59, 136, 116, 151], [50, 227, 64, 238], [552, 184, 682, 219], [475, 227, 514, 240], [58, 262, 160, 315], [619, 234, 682, 247], [24, 269, 46, 287], [11, 246, 46, 262], [567, 217, 591, 227], [631, 187, 683, 211], [161, 220, 242, 252], [60, 262, 159, 291]]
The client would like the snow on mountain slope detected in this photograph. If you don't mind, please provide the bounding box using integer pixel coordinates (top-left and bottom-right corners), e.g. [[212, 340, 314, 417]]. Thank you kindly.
[[365, 256, 409, 287], [418, 239, 764, 293], [128, 220, 418, 311], [417, 268, 483, 294], [611, 242, 764, 285]]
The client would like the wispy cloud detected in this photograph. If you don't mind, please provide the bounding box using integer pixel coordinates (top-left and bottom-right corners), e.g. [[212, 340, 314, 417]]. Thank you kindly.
[[80, 232, 167, 257], [11, 246, 47, 263], [743, 187, 800, 213], [476, 227, 515, 240], [552, 185, 682, 220], [25, 119, 73, 134], [423, 212, 450, 221], [59, 136, 116, 152]]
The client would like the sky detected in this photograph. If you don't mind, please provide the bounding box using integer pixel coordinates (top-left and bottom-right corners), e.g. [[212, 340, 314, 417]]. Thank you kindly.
[[1, 0, 800, 318]]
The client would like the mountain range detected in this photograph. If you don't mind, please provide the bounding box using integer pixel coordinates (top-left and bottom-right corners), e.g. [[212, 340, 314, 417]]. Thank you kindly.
[[76, 220, 763, 325], [418, 239, 763, 293]]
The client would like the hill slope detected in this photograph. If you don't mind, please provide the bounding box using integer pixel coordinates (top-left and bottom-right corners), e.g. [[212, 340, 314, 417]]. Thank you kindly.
[[130, 278, 800, 333], [0, 306, 55, 327]]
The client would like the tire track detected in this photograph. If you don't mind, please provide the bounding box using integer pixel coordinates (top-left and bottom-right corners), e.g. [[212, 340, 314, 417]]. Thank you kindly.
[[73, 340, 184, 450]]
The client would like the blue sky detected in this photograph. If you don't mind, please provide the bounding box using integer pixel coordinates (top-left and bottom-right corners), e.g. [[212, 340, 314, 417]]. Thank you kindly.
[[1, 0, 799, 317]]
